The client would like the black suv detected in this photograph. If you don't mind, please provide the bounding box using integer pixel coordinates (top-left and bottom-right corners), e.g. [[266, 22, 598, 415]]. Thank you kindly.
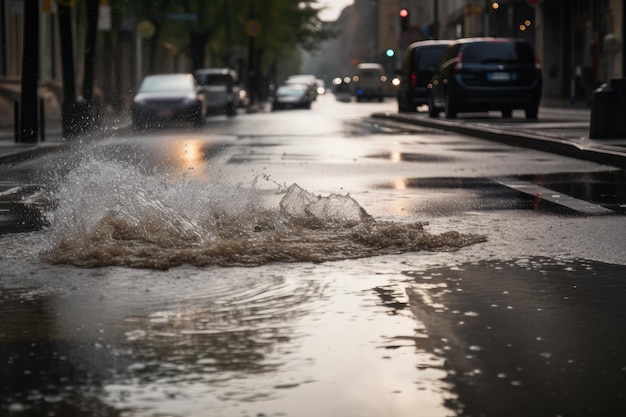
[[397, 39, 452, 113], [428, 37, 542, 119]]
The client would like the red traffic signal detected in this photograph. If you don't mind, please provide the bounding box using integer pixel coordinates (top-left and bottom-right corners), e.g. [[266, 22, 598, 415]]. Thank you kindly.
[[400, 9, 409, 32]]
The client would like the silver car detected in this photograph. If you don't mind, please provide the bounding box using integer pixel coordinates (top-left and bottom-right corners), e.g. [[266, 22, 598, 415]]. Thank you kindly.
[[132, 73, 207, 130]]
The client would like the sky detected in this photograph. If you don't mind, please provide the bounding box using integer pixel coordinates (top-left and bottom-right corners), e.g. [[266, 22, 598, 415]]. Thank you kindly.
[[318, 0, 353, 21]]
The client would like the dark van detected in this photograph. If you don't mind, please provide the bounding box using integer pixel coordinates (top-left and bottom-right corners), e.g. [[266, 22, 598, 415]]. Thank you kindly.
[[396, 39, 452, 113]]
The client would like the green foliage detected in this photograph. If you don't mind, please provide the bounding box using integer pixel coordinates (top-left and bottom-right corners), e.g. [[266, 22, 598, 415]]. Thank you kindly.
[[118, 0, 337, 70]]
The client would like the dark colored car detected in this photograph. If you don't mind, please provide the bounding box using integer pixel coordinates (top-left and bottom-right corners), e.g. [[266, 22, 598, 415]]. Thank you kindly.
[[428, 37, 543, 119], [397, 39, 452, 113], [285, 74, 319, 101], [271, 84, 313, 111], [132, 73, 207, 130], [194, 68, 241, 116]]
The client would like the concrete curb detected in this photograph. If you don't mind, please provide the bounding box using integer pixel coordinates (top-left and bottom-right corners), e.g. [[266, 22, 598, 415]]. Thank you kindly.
[[371, 112, 626, 169]]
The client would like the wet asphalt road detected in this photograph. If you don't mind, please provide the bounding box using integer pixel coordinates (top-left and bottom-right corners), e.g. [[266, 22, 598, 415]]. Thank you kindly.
[[2, 94, 626, 416]]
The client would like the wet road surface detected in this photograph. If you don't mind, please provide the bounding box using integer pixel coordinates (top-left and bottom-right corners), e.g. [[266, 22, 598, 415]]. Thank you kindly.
[[2, 95, 626, 416]]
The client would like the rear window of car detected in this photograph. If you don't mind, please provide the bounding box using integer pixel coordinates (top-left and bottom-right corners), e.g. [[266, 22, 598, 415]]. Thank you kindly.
[[414, 46, 448, 71], [359, 69, 381, 78], [462, 41, 534, 64], [197, 74, 232, 87], [139, 75, 194, 93]]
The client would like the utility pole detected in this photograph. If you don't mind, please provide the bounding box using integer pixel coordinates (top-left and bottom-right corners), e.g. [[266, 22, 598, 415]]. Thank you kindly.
[[19, 0, 39, 143], [58, 2, 98, 138], [58, 4, 78, 138], [82, 0, 100, 129]]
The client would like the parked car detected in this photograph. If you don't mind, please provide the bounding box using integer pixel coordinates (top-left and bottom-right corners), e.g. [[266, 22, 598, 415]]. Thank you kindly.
[[132, 73, 207, 130], [428, 37, 543, 119], [271, 84, 313, 111], [353, 63, 386, 102], [285, 74, 319, 101], [194, 68, 240, 116], [396, 39, 452, 113]]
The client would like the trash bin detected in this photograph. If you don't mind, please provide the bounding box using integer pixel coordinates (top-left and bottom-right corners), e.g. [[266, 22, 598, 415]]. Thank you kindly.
[[589, 83, 617, 139], [611, 78, 626, 137]]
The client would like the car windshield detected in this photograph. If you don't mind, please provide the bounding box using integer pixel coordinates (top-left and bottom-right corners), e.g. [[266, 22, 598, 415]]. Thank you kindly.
[[139, 75, 194, 93], [463, 42, 534, 64]]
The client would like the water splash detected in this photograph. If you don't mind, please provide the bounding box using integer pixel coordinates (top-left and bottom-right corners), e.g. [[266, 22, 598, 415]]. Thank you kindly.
[[40, 159, 486, 269]]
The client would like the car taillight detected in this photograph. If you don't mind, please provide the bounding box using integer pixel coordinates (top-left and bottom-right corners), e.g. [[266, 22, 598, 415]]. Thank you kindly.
[[453, 51, 463, 73], [410, 71, 417, 88]]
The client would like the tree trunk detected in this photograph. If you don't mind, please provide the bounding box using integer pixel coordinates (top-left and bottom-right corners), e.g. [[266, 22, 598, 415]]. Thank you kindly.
[[190, 31, 208, 70], [19, 0, 39, 143]]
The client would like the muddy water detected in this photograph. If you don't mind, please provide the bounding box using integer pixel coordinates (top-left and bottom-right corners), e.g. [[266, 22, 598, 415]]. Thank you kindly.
[[38, 159, 485, 269]]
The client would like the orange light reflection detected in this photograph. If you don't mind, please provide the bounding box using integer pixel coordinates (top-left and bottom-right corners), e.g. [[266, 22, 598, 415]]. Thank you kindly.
[[174, 140, 207, 179]]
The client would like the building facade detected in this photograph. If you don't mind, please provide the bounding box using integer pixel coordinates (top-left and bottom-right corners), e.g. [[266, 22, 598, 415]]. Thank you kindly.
[[2, 0, 625, 112], [425, 0, 625, 104]]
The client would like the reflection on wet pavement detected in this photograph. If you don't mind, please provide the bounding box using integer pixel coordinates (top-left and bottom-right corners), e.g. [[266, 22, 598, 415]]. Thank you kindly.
[[406, 258, 626, 417]]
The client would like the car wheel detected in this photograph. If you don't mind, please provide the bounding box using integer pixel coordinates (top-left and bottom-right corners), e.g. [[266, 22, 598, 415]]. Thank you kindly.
[[525, 106, 539, 119], [405, 96, 417, 113], [226, 103, 236, 117], [444, 93, 457, 119], [501, 109, 513, 119]]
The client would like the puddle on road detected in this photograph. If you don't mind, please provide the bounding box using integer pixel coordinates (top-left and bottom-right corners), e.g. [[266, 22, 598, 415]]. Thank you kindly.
[[39, 159, 486, 269], [515, 171, 626, 213], [375, 172, 626, 215]]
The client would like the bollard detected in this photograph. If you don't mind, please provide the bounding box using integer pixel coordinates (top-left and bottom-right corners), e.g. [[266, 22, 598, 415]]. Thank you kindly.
[[589, 83, 617, 139], [39, 97, 45, 142]]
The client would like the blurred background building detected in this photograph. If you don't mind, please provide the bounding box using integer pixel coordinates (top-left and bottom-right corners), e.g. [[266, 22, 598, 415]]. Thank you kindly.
[[0, 0, 624, 133]]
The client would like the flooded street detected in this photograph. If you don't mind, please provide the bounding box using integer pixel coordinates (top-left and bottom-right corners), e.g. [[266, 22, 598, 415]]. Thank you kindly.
[[2, 95, 626, 416]]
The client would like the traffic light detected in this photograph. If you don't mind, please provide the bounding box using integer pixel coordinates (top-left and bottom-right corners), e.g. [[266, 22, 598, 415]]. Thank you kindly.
[[400, 9, 409, 32], [385, 48, 395, 58]]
